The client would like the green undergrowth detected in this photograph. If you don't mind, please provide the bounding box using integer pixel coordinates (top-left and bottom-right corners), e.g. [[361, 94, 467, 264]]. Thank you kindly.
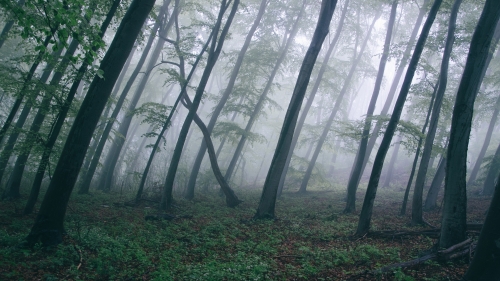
[[0, 187, 478, 280]]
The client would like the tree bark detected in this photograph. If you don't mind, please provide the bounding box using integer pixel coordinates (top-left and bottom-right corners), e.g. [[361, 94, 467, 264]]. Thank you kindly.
[[301, 10, 380, 194], [463, 175, 500, 280], [355, 0, 443, 236], [343, 1, 397, 210], [23, 0, 148, 237], [0, 0, 26, 49], [439, 0, 500, 249], [184, 0, 268, 200], [254, 0, 337, 219]]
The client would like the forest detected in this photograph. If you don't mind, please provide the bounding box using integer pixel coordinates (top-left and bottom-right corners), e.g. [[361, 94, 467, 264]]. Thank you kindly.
[[0, 0, 499, 280]]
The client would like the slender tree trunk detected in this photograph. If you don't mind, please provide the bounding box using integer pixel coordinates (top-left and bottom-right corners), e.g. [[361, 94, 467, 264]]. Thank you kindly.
[[353, 0, 429, 182], [468, 94, 500, 186], [215, 96, 244, 159], [224, 0, 306, 183], [0, 33, 54, 145], [23, 0, 123, 216], [254, 0, 337, 219], [343, 1, 396, 210], [355, 0, 443, 236], [399, 79, 438, 215], [5, 38, 81, 200], [411, 0, 463, 224], [463, 174, 500, 280], [0, 0, 25, 49], [482, 141, 500, 196], [25, 0, 153, 246], [277, 0, 349, 194], [78, 2, 168, 194], [161, 0, 240, 210], [439, 0, 500, 249], [300, 10, 380, 194], [424, 156, 446, 211], [185, 0, 268, 200], [382, 135, 402, 188], [98, 0, 174, 192], [0, 45, 64, 190]]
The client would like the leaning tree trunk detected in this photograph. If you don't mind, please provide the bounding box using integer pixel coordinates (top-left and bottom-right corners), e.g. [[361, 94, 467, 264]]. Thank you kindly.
[[423, 156, 446, 211], [78, 1, 169, 194], [22, 0, 130, 219], [98, 0, 174, 192], [224, 0, 306, 183], [462, 175, 500, 280], [355, 0, 443, 237], [277, 0, 349, 194], [411, 0, 463, 225], [439, 0, 500, 249], [468, 94, 500, 186], [353, 0, 429, 183], [400, 79, 438, 216], [482, 141, 500, 196], [343, 1, 397, 211], [161, 0, 240, 210], [184, 0, 268, 200], [300, 10, 380, 195], [0, 0, 25, 49], [382, 135, 402, 188], [0, 45, 64, 194], [254, 0, 337, 219], [5, 37, 82, 201]]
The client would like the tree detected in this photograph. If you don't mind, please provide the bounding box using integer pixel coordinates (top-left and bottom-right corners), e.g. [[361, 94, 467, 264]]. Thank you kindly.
[[25, 0, 154, 246], [439, 0, 500, 249], [482, 141, 500, 196], [161, 0, 240, 210], [300, 9, 380, 194], [355, 0, 443, 236], [254, 0, 337, 219], [343, 0, 397, 209], [0, 0, 25, 49], [277, 0, 349, 195], [185, 0, 269, 200], [462, 175, 500, 280]]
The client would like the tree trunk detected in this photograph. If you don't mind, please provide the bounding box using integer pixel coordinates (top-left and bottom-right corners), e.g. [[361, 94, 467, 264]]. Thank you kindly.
[[411, 0, 463, 224], [0, 0, 26, 49], [424, 156, 446, 211], [482, 141, 500, 196], [22, 0, 133, 221], [439, 0, 500, 249], [277, 0, 349, 194], [98, 0, 174, 192], [254, 0, 337, 219], [0, 45, 64, 191], [301, 10, 380, 194], [354, 0, 430, 183], [355, 0, 443, 237], [462, 174, 500, 280], [468, 94, 500, 186], [5, 37, 81, 201], [343, 1, 397, 210], [161, 0, 240, 210], [400, 79, 439, 216], [78, 1, 168, 194], [184, 0, 268, 200], [224, 0, 306, 183], [382, 135, 402, 188]]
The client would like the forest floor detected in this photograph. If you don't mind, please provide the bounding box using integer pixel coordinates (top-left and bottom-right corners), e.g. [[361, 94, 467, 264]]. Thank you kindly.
[[0, 184, 490, 280]]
